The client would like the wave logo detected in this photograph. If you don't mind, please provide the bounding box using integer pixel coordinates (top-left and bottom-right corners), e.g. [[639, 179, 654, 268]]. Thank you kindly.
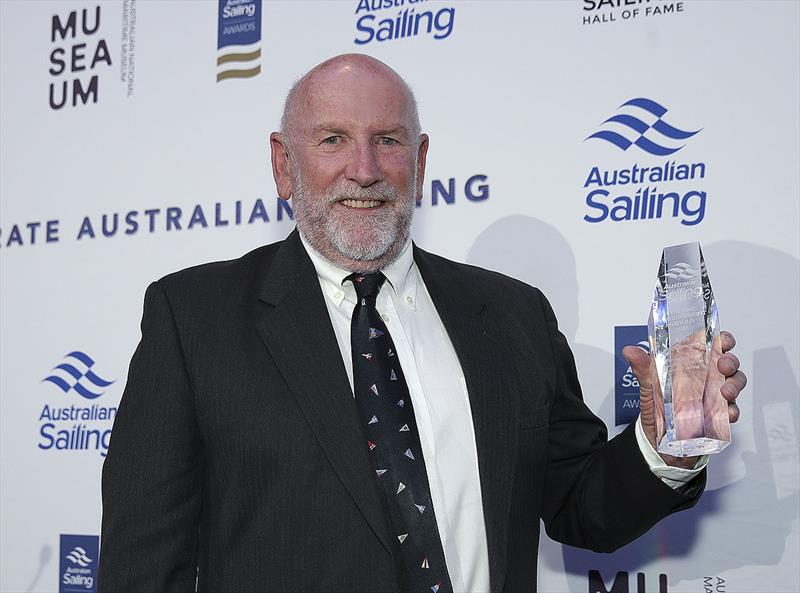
[[65, 547, 93, 567], [43, 351, 114, 400], [217, 0, 262, 82], [664, 262, 699, 281], [587, 98, 701, 156]]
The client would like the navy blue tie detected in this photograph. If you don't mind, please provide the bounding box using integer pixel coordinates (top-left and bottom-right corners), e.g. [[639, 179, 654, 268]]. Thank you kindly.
[[347, 272, 453, 593]]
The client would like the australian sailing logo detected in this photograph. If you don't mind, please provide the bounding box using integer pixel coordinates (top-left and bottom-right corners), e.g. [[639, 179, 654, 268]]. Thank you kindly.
[[217, 0, 262, 82], [65, 546, 94, 567], [582, 97, 709, 226], [43, 351, 114, 400], [586, 98, 700, 156], [60, 534, 99, 592], [664, 262, 699, 281], [39, 351, 117, 457]]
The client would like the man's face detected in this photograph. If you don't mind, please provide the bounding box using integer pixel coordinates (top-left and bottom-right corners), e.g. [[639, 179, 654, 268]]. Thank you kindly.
[[271, 60, 428, 272]]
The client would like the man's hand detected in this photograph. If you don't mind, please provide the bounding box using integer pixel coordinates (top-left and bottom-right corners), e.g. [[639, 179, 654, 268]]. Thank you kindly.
[[622, 331, 746, 469]]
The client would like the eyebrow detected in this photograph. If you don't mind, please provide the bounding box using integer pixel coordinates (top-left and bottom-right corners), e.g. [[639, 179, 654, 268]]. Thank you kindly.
[[311, 124, 410, 136], [312, 124, 346, 134], [374, 126, 409, 136]]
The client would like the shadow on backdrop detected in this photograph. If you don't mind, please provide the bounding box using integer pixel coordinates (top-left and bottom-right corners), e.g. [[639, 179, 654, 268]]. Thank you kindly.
[[26, 544, 51, 593], [465, 215, 612, 410], [468, 220, 799, 591]]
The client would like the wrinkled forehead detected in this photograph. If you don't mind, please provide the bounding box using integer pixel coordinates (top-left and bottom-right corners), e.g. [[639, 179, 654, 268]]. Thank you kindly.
[[295, 64, 415, 135]]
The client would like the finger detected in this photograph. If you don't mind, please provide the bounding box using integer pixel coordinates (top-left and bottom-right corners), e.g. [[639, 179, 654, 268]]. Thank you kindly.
[[718, 353, 740, 376], [622, 345, 659, 449], [622, 344, 650, 365], [721, 370, 747, 401], [720, 330, 736, 352], [728, 402, 740, 423], [622, 345, 652, 391]]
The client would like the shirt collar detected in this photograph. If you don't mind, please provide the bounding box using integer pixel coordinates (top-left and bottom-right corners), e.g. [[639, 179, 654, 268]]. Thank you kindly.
[[298, 228, 417, 310]]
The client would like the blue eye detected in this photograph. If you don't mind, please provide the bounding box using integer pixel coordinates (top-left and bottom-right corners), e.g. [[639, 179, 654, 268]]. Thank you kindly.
[[378, 137, 398, 145], [322, 136, 341, 145]]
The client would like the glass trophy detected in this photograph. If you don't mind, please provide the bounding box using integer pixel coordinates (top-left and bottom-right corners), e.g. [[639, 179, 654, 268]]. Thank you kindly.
[[648, 242, 731, 457]]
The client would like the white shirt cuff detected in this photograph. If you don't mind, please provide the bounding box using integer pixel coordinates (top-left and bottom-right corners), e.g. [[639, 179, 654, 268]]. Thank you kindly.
[[634, 415, 708, 490]]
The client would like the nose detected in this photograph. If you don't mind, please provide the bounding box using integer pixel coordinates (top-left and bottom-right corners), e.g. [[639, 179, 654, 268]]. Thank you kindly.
[[345, 141, 382, 187]]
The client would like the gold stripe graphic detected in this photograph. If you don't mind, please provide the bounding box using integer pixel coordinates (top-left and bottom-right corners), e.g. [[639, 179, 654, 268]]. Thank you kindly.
[[217, 65, 261, 82], [217, 48, 261, 66]]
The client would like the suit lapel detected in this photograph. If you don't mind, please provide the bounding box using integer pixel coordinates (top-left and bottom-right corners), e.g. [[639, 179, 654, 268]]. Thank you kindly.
[[415, 245, 518, 593], [254, 230, 394, 556]]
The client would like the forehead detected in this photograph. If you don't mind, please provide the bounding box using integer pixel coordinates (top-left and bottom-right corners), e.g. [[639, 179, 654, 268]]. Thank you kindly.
[[297, 65, 412, 133]]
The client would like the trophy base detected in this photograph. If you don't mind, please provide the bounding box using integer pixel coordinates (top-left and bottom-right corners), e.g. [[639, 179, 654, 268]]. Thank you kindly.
[[658, 436, 731, 457]]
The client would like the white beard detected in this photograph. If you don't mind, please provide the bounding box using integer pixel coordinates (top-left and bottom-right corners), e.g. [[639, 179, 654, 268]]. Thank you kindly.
[[290, 165, 416, 270]]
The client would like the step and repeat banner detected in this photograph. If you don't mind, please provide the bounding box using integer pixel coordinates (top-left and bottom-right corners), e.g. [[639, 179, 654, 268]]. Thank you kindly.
[[1, 1, 798, 592]]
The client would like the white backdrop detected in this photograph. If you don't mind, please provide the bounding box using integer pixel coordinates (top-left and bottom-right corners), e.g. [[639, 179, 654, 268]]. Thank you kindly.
[[1, 1, 798, 592]]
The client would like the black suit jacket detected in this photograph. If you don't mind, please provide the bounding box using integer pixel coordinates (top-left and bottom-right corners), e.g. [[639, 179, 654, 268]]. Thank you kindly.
[[99, 229, 704, 592]]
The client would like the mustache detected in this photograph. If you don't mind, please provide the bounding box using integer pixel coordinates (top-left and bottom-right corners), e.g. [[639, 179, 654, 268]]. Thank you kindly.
[[324, 181, 403, 204]]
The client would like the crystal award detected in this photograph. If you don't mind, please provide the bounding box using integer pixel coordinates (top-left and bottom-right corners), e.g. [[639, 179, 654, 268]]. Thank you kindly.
[[648, 242, 731, 457]]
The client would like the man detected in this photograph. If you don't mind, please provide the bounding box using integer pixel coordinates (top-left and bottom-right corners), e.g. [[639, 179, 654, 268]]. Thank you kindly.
[[99, 54, 745, 592]]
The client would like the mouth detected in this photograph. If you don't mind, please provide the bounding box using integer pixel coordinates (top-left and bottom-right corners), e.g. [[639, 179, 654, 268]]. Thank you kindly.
[[339, 199, 384, 209]]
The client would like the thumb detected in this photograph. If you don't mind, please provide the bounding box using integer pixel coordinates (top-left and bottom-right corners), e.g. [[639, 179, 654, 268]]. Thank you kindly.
[[622, 345, 658, 448], [622, 345, 653, 396]]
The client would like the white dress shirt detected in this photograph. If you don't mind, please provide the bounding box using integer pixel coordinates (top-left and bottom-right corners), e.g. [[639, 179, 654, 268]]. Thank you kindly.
[[298, 231, 705, 592]]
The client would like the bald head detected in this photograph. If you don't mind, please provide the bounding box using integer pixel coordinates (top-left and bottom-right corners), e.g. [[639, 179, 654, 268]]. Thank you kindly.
[[280, 54, 421, 148]]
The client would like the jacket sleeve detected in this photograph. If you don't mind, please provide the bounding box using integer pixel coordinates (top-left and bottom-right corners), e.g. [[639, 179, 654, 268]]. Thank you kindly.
[[536, 289, 705, 553], [99, 281, 203, 592]]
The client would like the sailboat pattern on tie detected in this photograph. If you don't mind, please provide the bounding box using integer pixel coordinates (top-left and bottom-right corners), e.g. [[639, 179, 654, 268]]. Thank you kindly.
[[348, 272, 453, 593]]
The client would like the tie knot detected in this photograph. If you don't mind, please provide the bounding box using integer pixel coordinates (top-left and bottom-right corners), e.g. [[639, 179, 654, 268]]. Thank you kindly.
[[347, 272, 386, 300]]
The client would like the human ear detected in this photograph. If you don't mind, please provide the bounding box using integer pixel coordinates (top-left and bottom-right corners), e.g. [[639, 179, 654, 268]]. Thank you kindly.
[[270, 132, 293, 200]]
